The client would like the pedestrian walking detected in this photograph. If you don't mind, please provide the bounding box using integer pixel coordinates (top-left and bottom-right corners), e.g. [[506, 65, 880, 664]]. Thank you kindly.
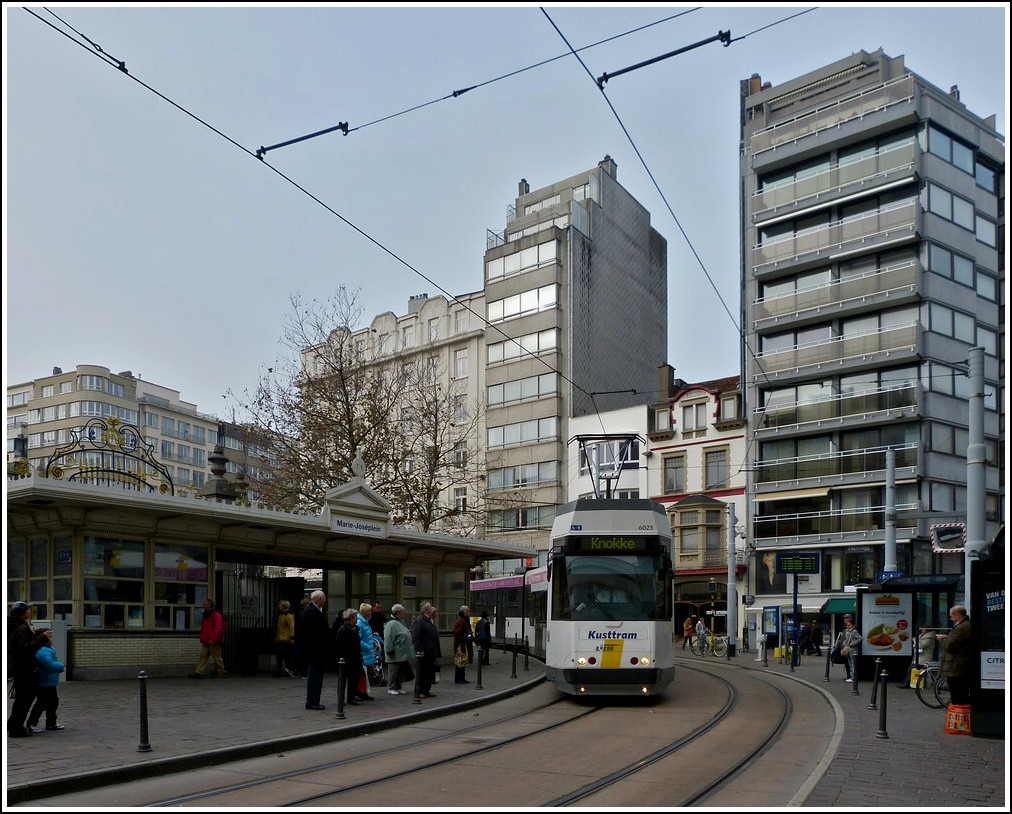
[[273, 600, 297, 678], [411, 601, 441, 698], [25, 629, 66, 732], [7, 602, 48, 738], [383, 604, 414, 694], [188, 598, 226, 679], [301, 590, 330, 710]]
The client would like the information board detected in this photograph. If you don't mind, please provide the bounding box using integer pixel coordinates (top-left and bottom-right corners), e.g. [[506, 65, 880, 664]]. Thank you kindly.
[[775, 551, 820, 574]]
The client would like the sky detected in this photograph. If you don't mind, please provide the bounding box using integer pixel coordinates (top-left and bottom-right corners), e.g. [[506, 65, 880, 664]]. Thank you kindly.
[[3, 3, 1008, 419]]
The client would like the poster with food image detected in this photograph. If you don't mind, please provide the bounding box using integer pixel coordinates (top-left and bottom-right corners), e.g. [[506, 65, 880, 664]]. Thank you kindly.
[[860, 594, 913, 656]]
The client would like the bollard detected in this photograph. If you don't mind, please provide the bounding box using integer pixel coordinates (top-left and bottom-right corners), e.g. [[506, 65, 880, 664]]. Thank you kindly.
[[851, 660, 859, 695], [475, 647, 483, 690], [824, 646, 831, 682], [335, 659, 346, 720], [137, 671, 152, 752], [510, 634, 518, 679], [762, 637, 769, 668], [875, 668, 889, 739], [413, 656, 422, 704], [867, 657, 883, 709], [524, 635, 530, 671]]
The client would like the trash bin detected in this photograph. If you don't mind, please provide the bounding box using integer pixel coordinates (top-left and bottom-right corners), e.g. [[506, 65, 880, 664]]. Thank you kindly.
[[945, 704, 972, 735], [909, 666, 924, 689]]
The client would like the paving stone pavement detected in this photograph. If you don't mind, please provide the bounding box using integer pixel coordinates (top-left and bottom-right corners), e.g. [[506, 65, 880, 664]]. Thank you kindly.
[[5, 647, 1007, 808]]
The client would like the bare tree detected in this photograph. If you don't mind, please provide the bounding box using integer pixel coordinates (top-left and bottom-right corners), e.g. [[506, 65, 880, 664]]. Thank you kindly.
[[229, 287, 494, 532]]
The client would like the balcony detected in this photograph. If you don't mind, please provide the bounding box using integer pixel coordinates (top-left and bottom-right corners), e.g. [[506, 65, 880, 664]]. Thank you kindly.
[[753, 322, 918, 381], [756, 383, 917, 433], [752, 200, 917, 276], [753, 503, 918, 547], [753, 258, 917, 324], [755, 442, 918, 485], [752, 139, 916, 221], [749, 74, 915, 157]]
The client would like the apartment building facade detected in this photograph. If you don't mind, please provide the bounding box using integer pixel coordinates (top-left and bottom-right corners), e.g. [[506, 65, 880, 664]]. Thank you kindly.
[[7, 365, 222, 493], [740, 50, 1004, 623], [345, 157, 668, 562]]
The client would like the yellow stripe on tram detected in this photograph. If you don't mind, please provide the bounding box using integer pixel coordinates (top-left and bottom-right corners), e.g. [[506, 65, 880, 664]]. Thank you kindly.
[[600, 639, 625, 668]]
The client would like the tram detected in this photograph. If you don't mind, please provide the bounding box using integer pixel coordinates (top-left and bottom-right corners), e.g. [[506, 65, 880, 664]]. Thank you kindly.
[[469, 567, 548, 658], [543, 498, 675, 696]]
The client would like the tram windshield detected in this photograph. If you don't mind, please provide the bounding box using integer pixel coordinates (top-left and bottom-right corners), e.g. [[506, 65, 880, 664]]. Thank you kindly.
[[552, 554, 671, 622]]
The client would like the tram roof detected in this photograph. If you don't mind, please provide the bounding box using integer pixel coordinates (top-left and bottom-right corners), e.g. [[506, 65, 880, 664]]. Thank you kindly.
[[6, 472, 536, 567]]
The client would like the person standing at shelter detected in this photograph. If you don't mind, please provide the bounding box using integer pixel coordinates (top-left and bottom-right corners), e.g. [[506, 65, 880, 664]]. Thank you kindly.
[[25, 629, 65, 732], [695, 616, 707, 654], [369, 601, 388, 685], [301, 590, 330, 710], [273, 600, 296, 678], [292, 597, 311, 678], [188, 598, 226, 679], [682, 616, 694, 650], [356, 603, 377, 700], [383, 603, 414, 694], [7, 601, 48, 738], [411, 601, 441, 698], [452, 605, 474, 684], [936, 605, 972, 705], [333, 608, 363, 706], [474, 610, 492, 665]]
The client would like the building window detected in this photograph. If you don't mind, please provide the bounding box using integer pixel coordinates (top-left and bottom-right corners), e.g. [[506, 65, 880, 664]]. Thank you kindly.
[[425, 355, 439, 385], [453, 348, 468, 379], [705, 448, 728, 489], [453, 395, 467, 424], [487, 329, 559, 364], [486, 283, 558, 323], [161, 416, 175, 437], [681, 402, 708, 437], [453, 441, 468, 469], [663, 455, 685, 494], [60, 382, 72, 395], [41, 385, 54, 398], [455, 310, 469, 333], [654, 407, 670, 432], [428, 318, 439, 341], [82, 536, 146, 629], [401, 325, 414, 349], [153, 542, 210, 631], [453, 488, 468, 513]]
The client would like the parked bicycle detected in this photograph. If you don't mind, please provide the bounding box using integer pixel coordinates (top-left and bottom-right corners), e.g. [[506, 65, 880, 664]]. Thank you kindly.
[[914, 663, 950, 709], [690, 631, 728, 657]]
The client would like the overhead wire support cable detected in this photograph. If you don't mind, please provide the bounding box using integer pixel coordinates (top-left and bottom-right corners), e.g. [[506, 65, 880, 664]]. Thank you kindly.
[[596, 29, 730, 88], [256, 121, 349, 160]]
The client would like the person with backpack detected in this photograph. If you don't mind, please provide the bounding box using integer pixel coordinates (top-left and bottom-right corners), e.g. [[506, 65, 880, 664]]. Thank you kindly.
[[188, 598, 226, 678], [25, 629, 66, 732]]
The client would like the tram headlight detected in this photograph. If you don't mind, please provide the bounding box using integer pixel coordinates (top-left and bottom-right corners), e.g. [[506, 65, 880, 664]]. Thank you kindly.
[[640, 657, 650, 666], [630, 656, 650, 665], [577, 656, 588, 665]]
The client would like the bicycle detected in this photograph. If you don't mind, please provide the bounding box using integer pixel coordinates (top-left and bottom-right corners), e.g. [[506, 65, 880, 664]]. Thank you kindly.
[[914, 663, 950, 709], [690, 632, 728, 657]]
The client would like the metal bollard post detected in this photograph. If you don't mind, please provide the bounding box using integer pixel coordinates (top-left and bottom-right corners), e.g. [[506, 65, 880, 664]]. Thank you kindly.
[[475, 647, 483, 690], [824, 646, 831, 682], [524, 635, 530, 671], [413, 656, 422, 704], [875, 668, 890, 739], [851, 660, 860, 695], [137, 671, 152, 752], [510, 634, 518, 679], [762, 637, 769, 668], [335, 659, 346, 720], [868, 657, 883, 710]]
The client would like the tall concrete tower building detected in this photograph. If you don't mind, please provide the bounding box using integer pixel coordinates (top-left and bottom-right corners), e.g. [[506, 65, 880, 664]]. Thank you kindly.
[[740, 50, 1004, 619], [481, 156, 668, 552]]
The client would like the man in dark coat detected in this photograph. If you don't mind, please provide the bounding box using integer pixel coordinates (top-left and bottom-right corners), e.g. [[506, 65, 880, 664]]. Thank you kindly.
[[333, 609, 364, 705], [7, 602, 48, 737], [301, 591, 330, 710], [411, 601, 441, 698], [937, 604, 972, 705]]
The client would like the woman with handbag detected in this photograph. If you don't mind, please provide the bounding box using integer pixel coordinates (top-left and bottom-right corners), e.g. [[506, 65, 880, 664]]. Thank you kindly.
[[837, 614, 862, 682], [452, 605, 474, 684]]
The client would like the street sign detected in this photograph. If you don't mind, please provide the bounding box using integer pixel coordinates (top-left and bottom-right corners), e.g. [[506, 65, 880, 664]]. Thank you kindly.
[[743, 594, 756, 607], [878, 570, 904, 583]]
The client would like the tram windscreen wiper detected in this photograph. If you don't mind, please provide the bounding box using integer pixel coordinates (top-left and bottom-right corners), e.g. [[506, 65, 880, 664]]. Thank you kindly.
[[587, 591, 615, 620]]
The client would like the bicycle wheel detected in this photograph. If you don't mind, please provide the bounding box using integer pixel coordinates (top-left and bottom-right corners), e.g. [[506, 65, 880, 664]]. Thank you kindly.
[[712, 637, 728, 657], [915, 670, 944, 709], [934, 675, 951, 708], [689, 639, 699, 655]]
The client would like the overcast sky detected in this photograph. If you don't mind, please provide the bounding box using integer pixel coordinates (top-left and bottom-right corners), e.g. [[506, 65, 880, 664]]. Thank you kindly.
[[4, 3, 1008, 419]]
